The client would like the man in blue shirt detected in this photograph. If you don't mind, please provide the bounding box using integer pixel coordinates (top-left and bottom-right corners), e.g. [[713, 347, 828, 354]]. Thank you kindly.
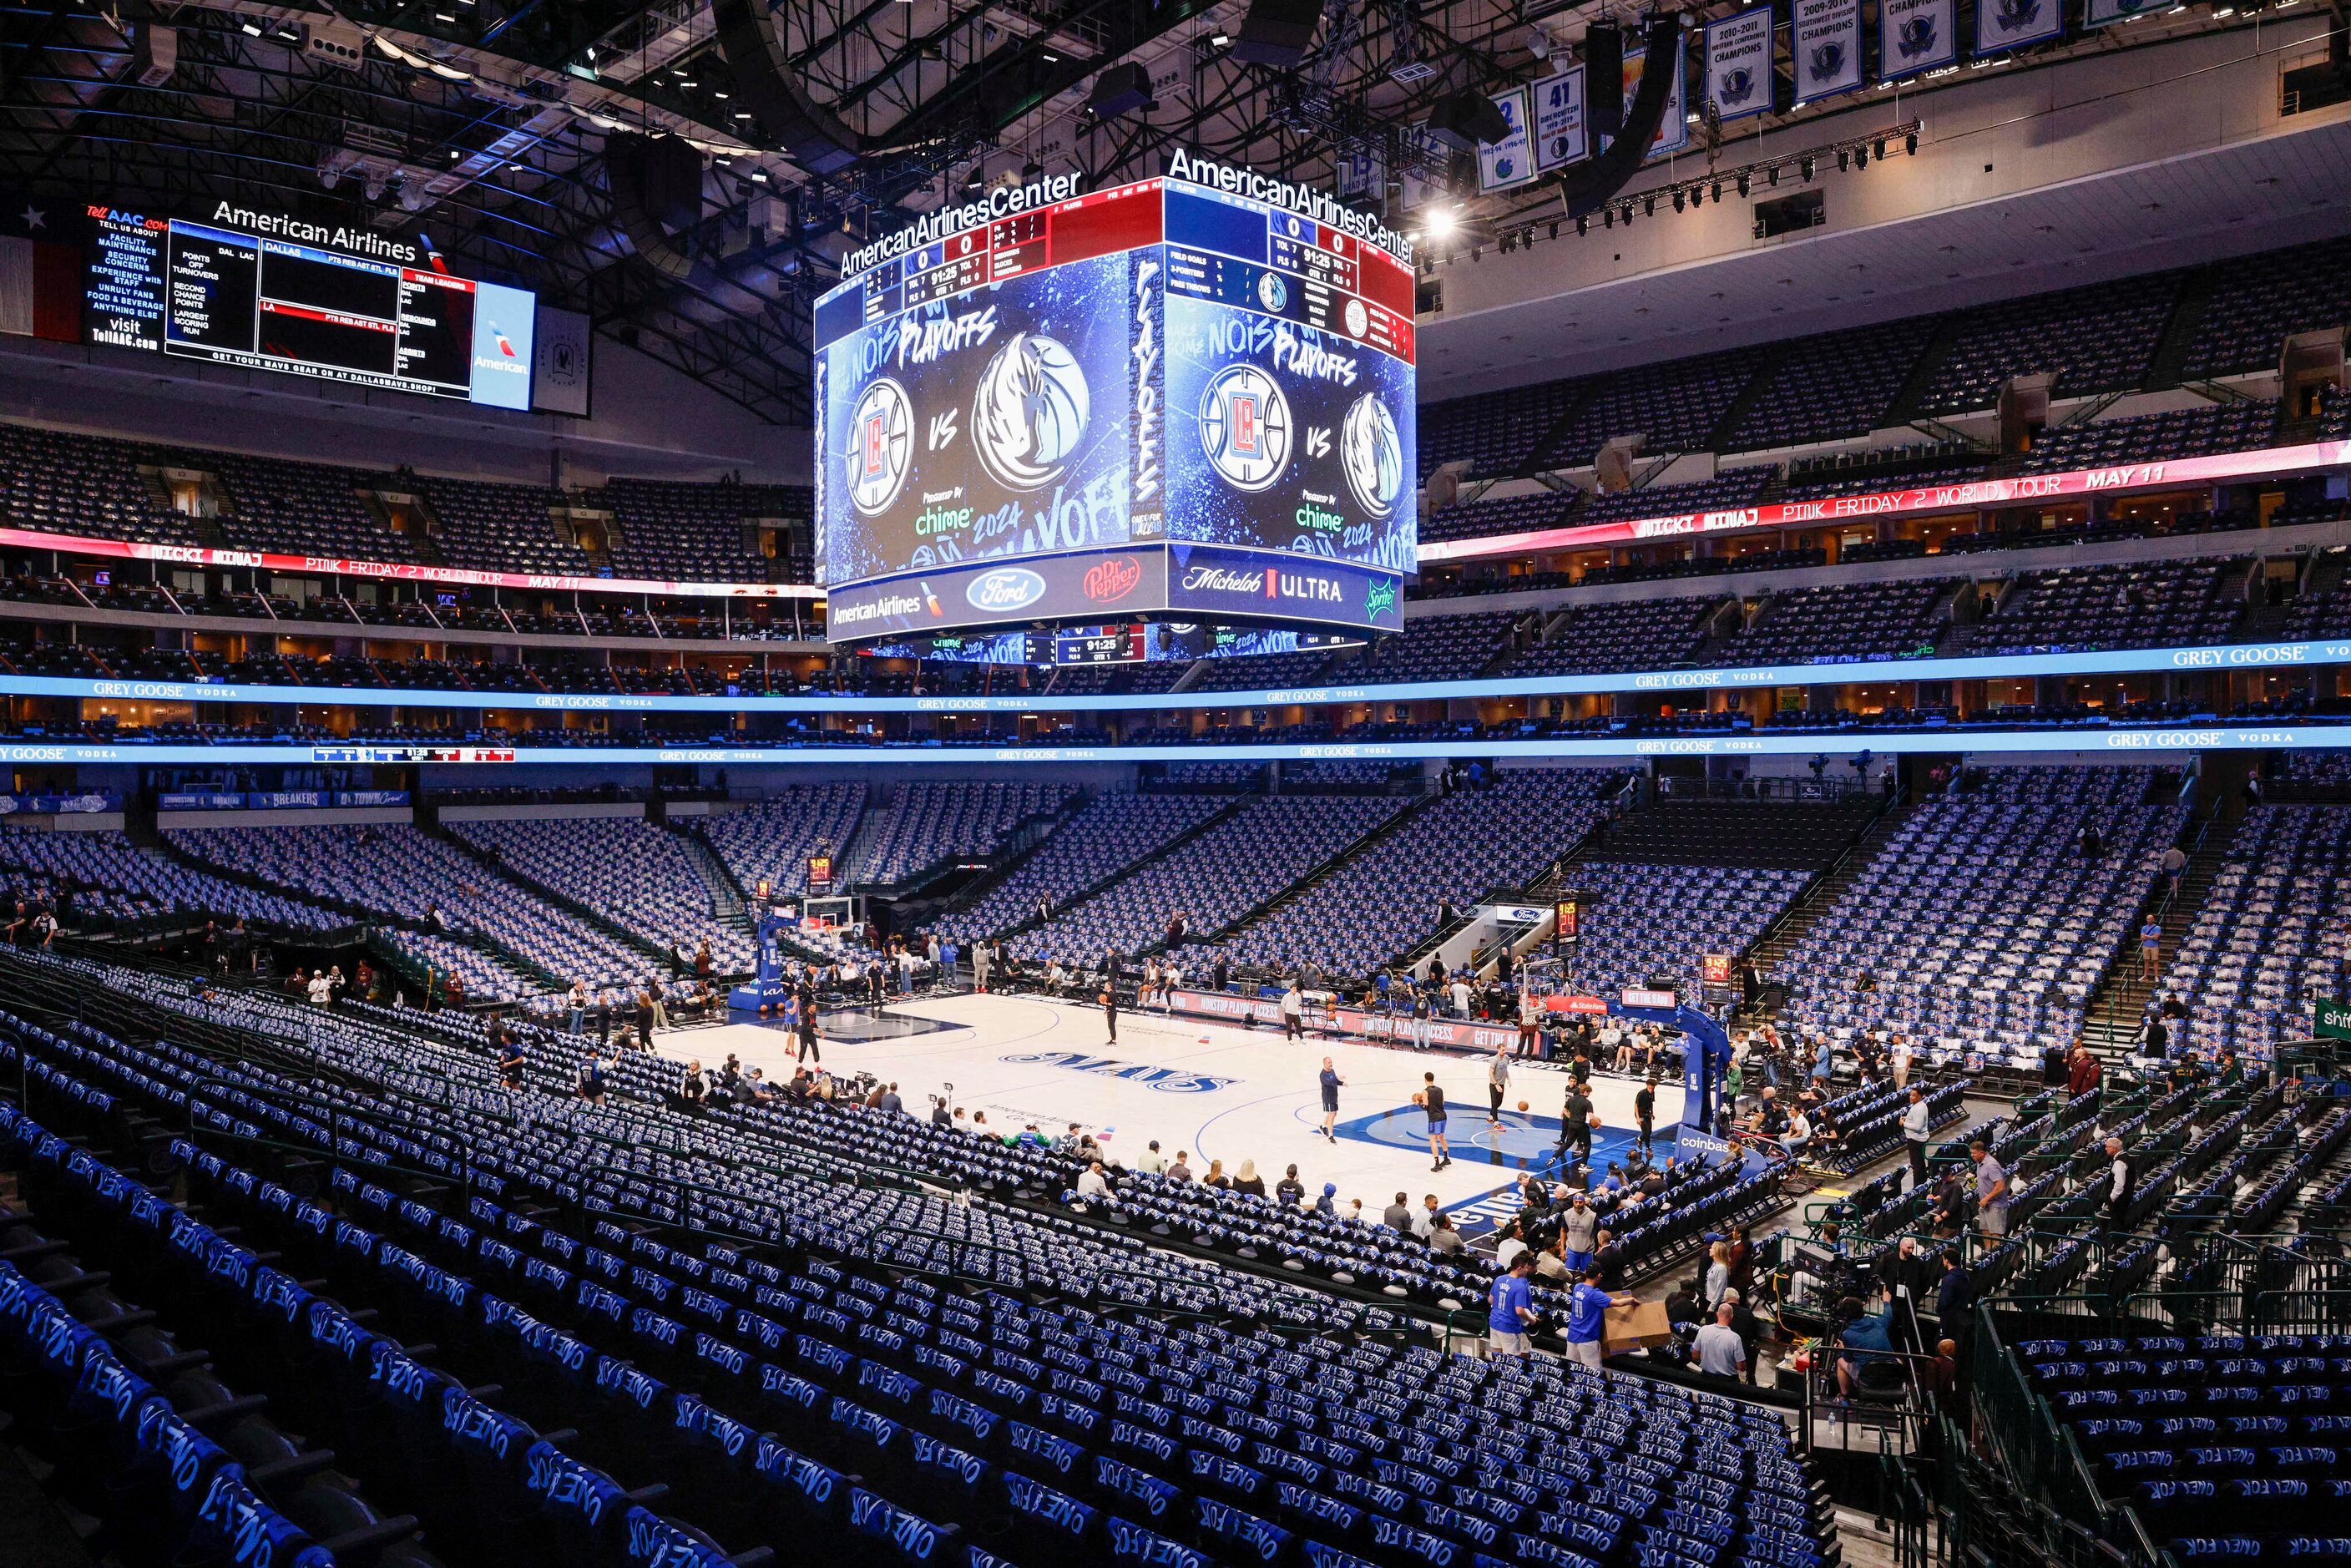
[[1564, 1265, 1630, 1370], [1488, 1254, 1540, 1357], [1834, 1292, 1898, 1400], [1318, 1058, 1343, 1145]]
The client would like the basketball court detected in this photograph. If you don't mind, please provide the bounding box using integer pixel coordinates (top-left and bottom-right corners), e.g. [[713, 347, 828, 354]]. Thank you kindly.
[[672, 992, 1686, 1234]]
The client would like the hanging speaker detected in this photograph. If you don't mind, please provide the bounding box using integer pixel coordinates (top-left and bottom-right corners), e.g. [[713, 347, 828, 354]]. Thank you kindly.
[[712, 0, 862, 176], [607, 132, 700, 282], [1585, 22, 1625, 138], [1424, 89, 1514, 150], [1232, 0, 1325, 68]]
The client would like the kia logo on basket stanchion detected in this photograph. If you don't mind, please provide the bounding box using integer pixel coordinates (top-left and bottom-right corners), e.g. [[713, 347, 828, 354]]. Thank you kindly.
[[1084, 557, 1142, 603]]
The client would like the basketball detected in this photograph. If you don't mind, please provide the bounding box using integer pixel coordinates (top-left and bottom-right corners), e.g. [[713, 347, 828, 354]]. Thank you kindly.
[[1410, 1089, 1426, 1107], [1588, 1113, 1602, 1129], [1517, 1100, 1529, 1112]]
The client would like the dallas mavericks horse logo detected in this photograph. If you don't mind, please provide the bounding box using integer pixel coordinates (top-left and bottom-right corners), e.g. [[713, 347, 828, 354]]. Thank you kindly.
[[1993, 0, 2040, 33], [1198, 364, 1292, 493], [847, 377, 913, 516], [1341, 394, 1403, 520], [1896, 14, 1939, 57], [971, 332, 1090, 493], [1809, 39, 1846, 79], [1718, 68, 1757, 106]]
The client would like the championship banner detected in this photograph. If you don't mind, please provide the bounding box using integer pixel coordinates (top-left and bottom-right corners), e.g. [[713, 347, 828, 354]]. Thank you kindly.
[[1792, 0, 1865, 104], [1703, 5, 1776, 122], [1476, 86, 1537, 192], [2085, 0, 2164, 25], [1607, 35, 1690, 158], [1975, 0, 2061, 55], [1878, 0, 1958, 79], [1530, 65, 1589, 173]]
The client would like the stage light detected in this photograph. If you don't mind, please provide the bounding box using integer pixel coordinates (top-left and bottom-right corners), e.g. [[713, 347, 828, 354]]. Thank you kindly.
[[1737, 173, 1749, 196], [1711, 180, 1722, 201], [1423, 207, 1459, 239], [1673, 190, 1686, 212], [1575, 215, 1588, 235], [1603, 207, 1615, 228], [1906, 131, 1919, 155], [1768, 165, 1780, 186], [1802, 154, 1816, 180], [1548, 220, 1559, 239], [1856, 145, 1868, 169], [1838, 148, 1850, 170], [1873, 137, 1887, 159], [1470, 245, 1481, 261], [1644, 195, 1654, 215]]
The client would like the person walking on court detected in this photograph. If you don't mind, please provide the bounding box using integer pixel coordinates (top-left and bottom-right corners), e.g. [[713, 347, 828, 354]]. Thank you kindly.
[[1417, 1070, 1451, 1171], [1318, 1057, 1343, 1143], [1560, 1079, 1595, 1167], [1634, 1077, 1656, 1151], [1100, 981, 1119, 1044], [1282, 979, 1306, 1041], [1517, 985, 1541, 1059], [1488, 1044, 1511, 1129], [796, 983, 822, 1065]]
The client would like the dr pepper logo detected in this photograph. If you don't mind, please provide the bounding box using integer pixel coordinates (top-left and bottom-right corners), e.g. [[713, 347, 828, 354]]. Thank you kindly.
[[1084, 556, 1143, 604]]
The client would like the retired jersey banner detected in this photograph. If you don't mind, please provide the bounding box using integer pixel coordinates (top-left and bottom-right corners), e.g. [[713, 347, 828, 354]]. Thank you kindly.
[[1879, 0, 1957, 78], [1476, 85, 1537, 192], [1793, 0, 1865, 103], [1704, 5, 1776, 122], [1530, 64, 1589, 173], [2085, 0, 2165, 25], [1975, 0, 2061, 55]]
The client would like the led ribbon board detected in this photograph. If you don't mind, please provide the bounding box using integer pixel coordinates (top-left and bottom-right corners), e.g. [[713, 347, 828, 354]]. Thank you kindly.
[[812, 162, 1416, 640]]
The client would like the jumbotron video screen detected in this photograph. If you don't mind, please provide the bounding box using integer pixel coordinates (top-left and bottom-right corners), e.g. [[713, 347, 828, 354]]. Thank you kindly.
[[813, 158, 1416, 641]]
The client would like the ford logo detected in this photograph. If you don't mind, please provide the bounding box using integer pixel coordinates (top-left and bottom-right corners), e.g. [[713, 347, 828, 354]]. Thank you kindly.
[[968, 568, 1047, 612]]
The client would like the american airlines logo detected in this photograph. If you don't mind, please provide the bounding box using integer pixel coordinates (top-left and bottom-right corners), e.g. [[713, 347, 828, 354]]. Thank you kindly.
[[832, 593, 925, 625]]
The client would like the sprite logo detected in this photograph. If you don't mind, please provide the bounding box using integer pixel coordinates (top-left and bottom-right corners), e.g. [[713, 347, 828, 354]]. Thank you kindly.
[[1364, 578, 1398, 618]]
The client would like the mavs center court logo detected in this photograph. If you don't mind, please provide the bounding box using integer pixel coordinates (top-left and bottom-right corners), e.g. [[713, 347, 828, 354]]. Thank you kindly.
[[1001, 1051, 1236, 1094], [1198, 364, 1292, 492], [847, 377, 913, 515], [1341, 393, 1403, 519], [971, 332, 1090, 492]]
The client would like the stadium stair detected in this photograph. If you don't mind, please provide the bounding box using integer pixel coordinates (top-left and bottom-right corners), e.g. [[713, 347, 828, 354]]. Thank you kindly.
[[1701, 341, 1797, 455], [950, 792, 1254, 943], [2079, 817, 2231, 1054], [421, 817, 679, 971], [1747, 793, 1917, 980], [2138, 264, 2221, 394], [1145, 787, 1442, 957], [1878, 314, 1968, 429], [663, 819, 749, 927]]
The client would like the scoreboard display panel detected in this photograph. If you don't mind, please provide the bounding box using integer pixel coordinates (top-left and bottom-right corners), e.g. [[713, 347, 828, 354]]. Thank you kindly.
[[815, 159, 1415, 642], [83, 200, 535, 410]]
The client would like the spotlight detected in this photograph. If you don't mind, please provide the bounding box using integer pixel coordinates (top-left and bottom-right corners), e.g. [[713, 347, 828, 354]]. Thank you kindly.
[[1548, 220, 1559, 239], [1471, 246, 1481, 261], [1906, 131, 1919, 155], [1644, 195, 1654, 215], [1873, 137, 1887, 159], [1768, 165, 1780, 187], [1575, 215, 1587, 235], [1673, 190, 1686, 212], [1856, 146, 1868, 169], [1838, 148, 1850, 171], [1621, 202, 1634, 226], [1711, 180, 1722, 201], [1802, 154, 1816, 180], [1737, 173, 1749, 196], [1604, 207, 1615, 229], [1423, 207, 1458, 239]]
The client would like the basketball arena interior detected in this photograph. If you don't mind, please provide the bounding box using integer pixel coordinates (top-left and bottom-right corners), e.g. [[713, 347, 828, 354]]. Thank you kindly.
[[3, 2, 2350, 1565]]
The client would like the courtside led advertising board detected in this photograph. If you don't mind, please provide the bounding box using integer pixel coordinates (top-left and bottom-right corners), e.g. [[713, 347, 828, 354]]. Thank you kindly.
[[813, 158, 1415, 640]]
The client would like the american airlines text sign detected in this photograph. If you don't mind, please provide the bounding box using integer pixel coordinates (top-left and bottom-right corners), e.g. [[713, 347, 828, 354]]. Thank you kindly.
[[1413, 439, 2351, 564]]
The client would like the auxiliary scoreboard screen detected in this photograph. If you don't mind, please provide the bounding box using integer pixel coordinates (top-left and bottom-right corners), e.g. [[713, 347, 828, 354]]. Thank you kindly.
[[815, 156, 1415, 641], [83, 200, 535, 410]]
